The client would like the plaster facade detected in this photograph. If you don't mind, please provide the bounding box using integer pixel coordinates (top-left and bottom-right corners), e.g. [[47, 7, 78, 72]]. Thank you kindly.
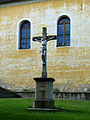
[[0, 0, 90, 92]]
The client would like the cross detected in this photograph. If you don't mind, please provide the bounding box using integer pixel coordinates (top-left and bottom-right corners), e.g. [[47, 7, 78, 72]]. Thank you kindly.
[[33, 27, 57, 78]]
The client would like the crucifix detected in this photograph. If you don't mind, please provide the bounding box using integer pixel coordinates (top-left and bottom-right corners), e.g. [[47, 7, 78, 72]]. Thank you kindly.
[[33, 27, 57, 78], [29, 27, 58, 109]]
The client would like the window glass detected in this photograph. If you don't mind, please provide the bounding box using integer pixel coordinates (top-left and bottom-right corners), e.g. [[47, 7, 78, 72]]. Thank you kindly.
[[58, 24, 63, 34], [65, 35, 70, 46], [21, 39, 25, 49], [21, 28, 25, 38], [26, 39, 30, 48], [59, 18, 70, 24], [65, 24, 70, 34], [21, 22, 30, 27], [58, 36, 63, 46], [27, 28, 30, 38]]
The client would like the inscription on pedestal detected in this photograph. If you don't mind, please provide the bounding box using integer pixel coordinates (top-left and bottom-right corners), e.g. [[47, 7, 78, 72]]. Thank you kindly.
[[39, 85, 46, 99]]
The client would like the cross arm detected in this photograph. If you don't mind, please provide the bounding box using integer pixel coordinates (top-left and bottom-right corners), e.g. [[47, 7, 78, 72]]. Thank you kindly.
[[46, 35, 57, 42], [33, 36, 42, 42], [33, 35, 57, 42]]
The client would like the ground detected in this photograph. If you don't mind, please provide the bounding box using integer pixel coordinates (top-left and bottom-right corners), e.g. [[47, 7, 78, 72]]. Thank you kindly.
[[0, 98, 90, 120]]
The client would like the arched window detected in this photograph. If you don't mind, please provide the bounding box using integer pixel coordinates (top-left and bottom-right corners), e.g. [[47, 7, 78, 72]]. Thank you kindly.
[[19, 20, 31, 49], [57, 16, 70, 47]]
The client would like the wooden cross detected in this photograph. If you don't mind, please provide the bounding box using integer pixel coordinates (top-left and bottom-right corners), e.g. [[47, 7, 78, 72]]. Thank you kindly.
[[33, 27, 57, 78]]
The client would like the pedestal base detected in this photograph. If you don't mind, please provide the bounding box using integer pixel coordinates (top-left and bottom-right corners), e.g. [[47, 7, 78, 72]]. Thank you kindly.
[[27, 107, 60, 111], [33, 78, 55, 109], [34, 100, 55, 108]]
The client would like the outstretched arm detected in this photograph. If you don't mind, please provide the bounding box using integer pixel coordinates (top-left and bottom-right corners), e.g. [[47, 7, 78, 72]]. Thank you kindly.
[[33, 37, 42, 42], [46, 35, 57, 42]]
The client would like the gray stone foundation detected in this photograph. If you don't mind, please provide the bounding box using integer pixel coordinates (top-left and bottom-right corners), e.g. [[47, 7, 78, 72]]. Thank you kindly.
[[33, 78, 55, 109], [34, 100, 55, 108]]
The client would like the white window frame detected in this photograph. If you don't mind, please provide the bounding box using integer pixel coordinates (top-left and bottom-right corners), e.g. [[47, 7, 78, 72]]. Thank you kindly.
[[17, 18, 32, 50]]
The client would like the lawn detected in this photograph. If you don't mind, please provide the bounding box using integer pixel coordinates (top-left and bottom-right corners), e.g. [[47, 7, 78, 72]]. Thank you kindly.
[[0, 98, 90, 120]]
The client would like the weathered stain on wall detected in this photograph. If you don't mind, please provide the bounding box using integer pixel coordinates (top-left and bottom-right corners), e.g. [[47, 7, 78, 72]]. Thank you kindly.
[[0, 0, 90, 92]]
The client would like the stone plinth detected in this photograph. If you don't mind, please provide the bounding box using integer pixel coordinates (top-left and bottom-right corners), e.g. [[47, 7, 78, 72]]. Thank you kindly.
[[33, 78, 55, 109]]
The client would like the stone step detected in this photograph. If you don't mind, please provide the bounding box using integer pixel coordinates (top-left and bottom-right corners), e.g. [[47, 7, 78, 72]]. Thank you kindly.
[[0, 86, 21, 98]]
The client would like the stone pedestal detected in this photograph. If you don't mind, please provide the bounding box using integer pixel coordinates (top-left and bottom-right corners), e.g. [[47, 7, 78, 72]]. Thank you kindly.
[[33, 78, 55, 109]]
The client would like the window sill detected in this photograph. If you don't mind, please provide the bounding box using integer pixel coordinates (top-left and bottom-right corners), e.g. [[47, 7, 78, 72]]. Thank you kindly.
[[56, 45, 71, 47], [18, 48, 32, 50]]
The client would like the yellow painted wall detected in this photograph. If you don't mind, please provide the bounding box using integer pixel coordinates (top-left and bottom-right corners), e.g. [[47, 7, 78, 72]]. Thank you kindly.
[[0, 0, 90, 92]]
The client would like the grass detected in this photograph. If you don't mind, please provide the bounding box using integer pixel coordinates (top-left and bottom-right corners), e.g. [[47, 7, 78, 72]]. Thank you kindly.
[[0, 98, 90, 120]]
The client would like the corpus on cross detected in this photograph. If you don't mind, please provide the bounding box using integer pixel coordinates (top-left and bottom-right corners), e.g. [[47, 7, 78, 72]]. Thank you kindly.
[[33, 27, 57, 78]]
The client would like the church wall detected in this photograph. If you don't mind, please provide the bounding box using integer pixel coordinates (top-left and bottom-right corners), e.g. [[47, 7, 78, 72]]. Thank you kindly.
[[0, 0, 90, 92]]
